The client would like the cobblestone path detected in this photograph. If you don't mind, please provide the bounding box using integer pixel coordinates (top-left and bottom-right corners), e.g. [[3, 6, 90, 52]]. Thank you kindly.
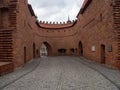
[[2, 56, 119, 90]]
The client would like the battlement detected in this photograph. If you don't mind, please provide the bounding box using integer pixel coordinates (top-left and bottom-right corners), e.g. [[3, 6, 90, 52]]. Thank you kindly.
[[39, 20, 76, 24], [39, 20, 77, 29]]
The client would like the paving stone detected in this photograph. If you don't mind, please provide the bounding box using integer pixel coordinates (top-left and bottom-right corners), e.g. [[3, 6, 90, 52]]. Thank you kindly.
[[0, 58, 40, 90], [0, 56, 119, 90]]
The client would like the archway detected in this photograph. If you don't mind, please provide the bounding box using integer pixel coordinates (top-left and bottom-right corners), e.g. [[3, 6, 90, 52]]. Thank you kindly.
[[78, 41, 83, 56], [40, 42, 52, 57], [101, 44, 106, 64]]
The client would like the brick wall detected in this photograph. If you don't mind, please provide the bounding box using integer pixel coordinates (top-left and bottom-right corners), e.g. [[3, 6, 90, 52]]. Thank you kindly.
[[0, 0, 120, 70], [113, 0, 120, 69], [76, 0, 116, 67]]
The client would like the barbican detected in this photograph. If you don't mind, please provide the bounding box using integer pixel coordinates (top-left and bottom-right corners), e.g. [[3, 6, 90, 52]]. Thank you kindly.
[[0, 0, 120, 75]]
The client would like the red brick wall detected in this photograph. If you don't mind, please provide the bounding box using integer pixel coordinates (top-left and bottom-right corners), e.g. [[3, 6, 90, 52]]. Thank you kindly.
[[33, 0, 117, 69], [14, 0, 119, 69], [113, 0, 120, 69], [76, 0, 116, 68], [14, 0, 36, 67], [1, 0, 119, 70]]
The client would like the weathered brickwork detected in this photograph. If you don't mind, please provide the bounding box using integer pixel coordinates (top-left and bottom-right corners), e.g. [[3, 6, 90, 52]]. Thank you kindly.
[[76, 0, 115, 67], [113, 0, 120, 69], [0, 0, 120, 74], [76, 0, 120, 69]]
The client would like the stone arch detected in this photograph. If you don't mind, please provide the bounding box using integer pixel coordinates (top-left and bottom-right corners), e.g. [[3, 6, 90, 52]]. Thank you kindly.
[[40, 42, 52, 56], [78, 41, 83, 56]]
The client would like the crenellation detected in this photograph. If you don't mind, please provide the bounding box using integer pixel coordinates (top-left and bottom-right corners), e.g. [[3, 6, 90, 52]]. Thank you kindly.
[[42, 21, 45, 24], [46, 21, 48, 24], [39, 20, 77, 25], [53, 22, 55, 24], [49, 22, 52, 24]]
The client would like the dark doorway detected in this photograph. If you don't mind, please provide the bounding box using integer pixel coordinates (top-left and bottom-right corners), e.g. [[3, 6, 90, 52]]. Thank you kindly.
[[33, 43, 36, 58], [79, 41, 83, 56], [101, 44, 106, 64], [24, 47, 27, 64], [58, 48, 66, 53], [70, 48, 75, 53]]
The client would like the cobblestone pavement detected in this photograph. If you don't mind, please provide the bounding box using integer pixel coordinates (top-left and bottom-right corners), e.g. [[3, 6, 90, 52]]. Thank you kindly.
[[78, 57, 120, 89], [0, 56, 120, 90], [0, 58, 40, 90]]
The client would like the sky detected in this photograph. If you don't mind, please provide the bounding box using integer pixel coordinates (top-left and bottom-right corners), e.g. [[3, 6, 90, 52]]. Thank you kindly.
[[28, 0, 84, 22]]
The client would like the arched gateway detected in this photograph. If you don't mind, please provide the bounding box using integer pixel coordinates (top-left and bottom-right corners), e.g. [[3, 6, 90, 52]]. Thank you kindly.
[[40, 42, 52, 56]]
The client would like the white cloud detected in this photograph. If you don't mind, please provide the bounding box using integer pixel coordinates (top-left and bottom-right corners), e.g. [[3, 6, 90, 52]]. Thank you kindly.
[[28, 0, 84, 22]]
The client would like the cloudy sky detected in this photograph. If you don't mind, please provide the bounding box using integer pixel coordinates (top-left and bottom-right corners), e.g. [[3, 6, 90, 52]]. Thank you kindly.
[[28, 0, 84, 22]]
